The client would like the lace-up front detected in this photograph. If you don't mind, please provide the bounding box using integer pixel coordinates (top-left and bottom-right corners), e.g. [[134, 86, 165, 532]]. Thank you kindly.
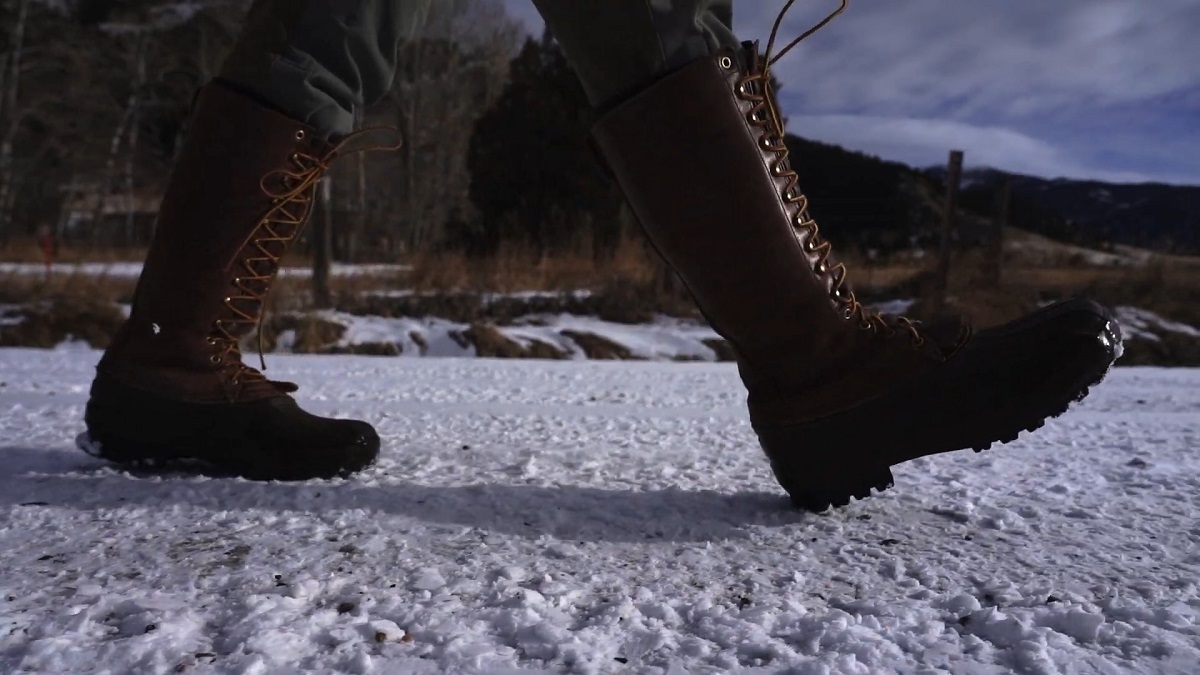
[[733, 0, 924, 348], [208, 128, 402, 395], [88, 82, 387, 479], [583, 1, 1120, 510]]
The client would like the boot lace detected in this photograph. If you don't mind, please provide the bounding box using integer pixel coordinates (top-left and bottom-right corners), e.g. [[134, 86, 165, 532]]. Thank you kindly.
[[208, 127, 403, 392], [735, 0, 925, 348]]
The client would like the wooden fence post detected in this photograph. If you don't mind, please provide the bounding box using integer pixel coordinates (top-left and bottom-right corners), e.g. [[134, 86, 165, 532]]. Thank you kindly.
[[312, 176, 333, 309], [932, 150, 964, 312], [985, 174, 1010, 287]]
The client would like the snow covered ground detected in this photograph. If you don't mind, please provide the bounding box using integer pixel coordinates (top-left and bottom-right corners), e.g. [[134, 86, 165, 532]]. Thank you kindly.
[[0, 349, 1198, 674]]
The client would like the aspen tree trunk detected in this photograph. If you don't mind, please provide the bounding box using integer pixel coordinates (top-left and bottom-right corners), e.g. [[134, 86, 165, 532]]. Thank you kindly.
[[0, 0, 30, 243]]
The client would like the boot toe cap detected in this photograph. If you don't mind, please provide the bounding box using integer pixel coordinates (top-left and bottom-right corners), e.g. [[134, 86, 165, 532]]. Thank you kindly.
[[333, 419, 381, 472], [274, 416, 380, 480]]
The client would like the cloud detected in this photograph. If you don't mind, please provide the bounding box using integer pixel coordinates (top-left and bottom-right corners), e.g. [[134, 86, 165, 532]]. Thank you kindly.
[[783, 114, 1166, 184], [501, 0, 1200, 185], [735, 1, 1200, 120], [501, 0, 545, 37]]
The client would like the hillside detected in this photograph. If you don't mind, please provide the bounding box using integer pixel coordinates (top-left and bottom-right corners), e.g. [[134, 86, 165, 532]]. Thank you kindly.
[[939, 168, 1200, 254], [783, 136, 944, 253], [783, 137, 1198, 258]]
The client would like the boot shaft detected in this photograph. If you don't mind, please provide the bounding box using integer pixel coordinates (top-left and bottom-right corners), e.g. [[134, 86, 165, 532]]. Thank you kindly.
[[101, 83, 333, 403], [592, 44, 964, 422]]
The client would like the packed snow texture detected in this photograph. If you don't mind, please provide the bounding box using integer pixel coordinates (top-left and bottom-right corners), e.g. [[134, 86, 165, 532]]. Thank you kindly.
[[0, 350, 1198, 674]]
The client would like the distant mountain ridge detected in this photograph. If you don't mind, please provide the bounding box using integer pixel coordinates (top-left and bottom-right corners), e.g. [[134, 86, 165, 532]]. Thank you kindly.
[[928, 167, 1200, 254], [782, 135, 944, 253], [782, 135, 1199, 256]]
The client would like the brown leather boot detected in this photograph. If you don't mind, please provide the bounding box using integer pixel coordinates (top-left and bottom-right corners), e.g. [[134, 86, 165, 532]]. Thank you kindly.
[[79, 82, 397, 480], [591, 42, 1121, 511]]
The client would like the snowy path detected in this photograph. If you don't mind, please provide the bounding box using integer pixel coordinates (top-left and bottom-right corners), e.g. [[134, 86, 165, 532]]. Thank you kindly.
[[0, 349, 1197, 674]]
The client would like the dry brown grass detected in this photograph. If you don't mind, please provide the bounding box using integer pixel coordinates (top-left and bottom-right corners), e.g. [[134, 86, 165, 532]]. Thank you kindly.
[[3, 229, 1199, 361], [0, 294, 125, 349], [404, 237, 659, 294], [0, 269, 137, 305], [840, 241, 1200, 331], [0, 241, 149, 264]]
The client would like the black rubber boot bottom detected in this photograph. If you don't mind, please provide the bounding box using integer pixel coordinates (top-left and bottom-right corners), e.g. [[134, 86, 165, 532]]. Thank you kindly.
[[755, 298, 1122, 512], [80, 373, 380, 481]]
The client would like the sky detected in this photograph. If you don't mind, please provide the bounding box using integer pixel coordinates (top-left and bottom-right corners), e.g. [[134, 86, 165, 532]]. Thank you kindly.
[[501, 1, 1200, 186]]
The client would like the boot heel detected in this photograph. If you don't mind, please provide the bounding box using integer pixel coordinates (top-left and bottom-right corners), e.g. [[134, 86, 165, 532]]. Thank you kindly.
[[756, 421, 896, 511], [81, 386, 207, 465], [768, 455, 895, 512], [76, 429, 178, 465]]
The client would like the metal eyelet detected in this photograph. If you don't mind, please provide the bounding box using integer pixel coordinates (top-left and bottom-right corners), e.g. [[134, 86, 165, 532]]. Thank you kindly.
[[814, 262, 827, 274], [294, 130, 306, 141], [805, 239, 817, 251], [773, 164, 786, 176], [719, 55, 733, 70], [843, 306, 854, 319], [230, 377, 240, 386], [912, 336, 926, 348], [833, 288, 843, 299], [210, 355, 222, 363]]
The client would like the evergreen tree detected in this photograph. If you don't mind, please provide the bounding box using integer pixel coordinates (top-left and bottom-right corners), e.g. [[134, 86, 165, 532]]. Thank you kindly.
[[466, 31, 620, 258]]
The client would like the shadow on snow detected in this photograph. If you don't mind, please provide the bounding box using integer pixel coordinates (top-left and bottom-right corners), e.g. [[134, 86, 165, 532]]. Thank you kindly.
[[0, 445, 813, 544]]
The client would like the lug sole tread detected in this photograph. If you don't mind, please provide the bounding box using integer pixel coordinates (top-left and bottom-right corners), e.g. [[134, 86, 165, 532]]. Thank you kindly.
[[773, 359, 1115, 513]]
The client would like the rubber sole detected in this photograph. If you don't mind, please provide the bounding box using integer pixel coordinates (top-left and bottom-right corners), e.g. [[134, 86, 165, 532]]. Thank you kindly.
[[756, 299, 1122, 512], [82, 373, 379, 481]]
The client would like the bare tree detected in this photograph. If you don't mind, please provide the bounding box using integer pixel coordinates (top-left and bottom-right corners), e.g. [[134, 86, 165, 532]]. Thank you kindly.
[[89, 0, 247, 245], [380, 0, 522, 255], [0, 0, 31, 243]]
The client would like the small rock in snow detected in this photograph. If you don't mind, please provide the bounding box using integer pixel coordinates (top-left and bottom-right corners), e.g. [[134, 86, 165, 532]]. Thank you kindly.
[[368, 619, 403, 643]]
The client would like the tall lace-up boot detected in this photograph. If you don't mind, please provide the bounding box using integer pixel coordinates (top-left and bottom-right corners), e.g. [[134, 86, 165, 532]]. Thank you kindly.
[[591, 7, 1121, 511], [78, 82, 398, 480]]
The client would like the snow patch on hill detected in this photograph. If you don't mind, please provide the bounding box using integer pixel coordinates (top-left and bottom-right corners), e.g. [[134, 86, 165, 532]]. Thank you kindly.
[[1114, 306, 1200, 342], [281, 311, 725, 362]]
